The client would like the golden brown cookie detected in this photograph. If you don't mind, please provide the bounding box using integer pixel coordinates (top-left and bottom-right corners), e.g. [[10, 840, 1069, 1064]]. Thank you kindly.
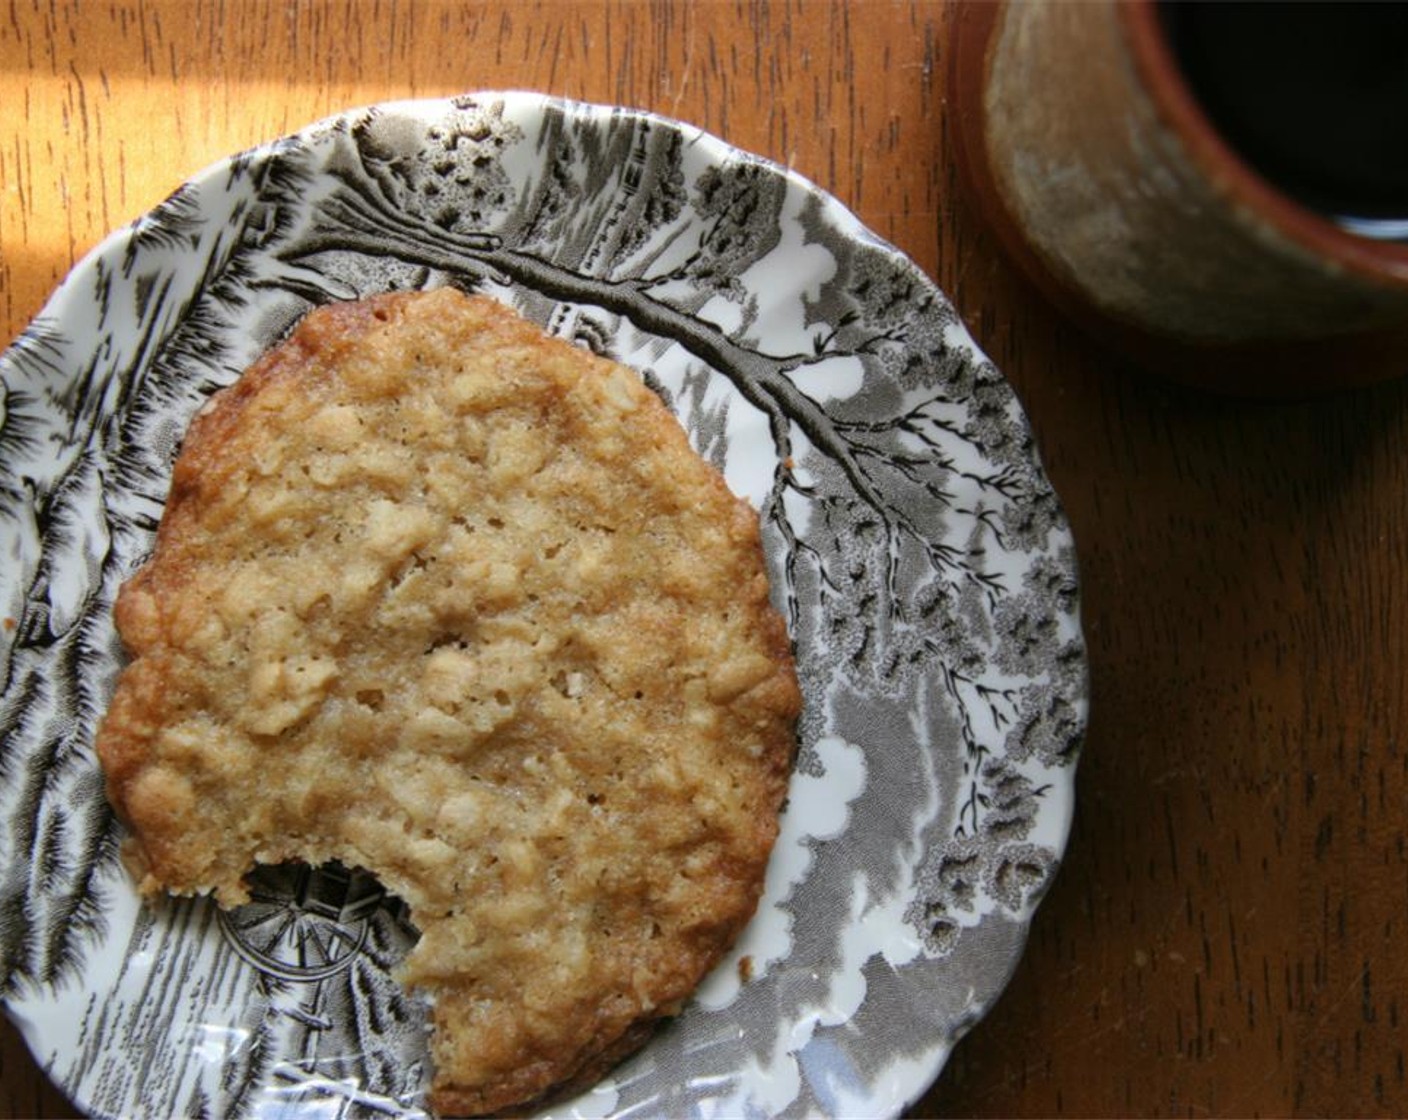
[[95, 289, 800, 1117]]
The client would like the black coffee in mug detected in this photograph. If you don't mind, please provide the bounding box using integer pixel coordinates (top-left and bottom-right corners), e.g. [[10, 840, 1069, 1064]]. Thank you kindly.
[[1159, 1, 1408, 238]]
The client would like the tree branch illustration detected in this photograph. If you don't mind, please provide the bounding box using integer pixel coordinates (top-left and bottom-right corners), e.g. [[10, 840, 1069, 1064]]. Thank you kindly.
[[278, 153, 1019, 646]]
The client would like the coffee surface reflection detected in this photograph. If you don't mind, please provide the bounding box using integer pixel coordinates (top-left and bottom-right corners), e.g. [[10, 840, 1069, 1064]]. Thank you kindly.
[[1160, 1, 1408, 238]]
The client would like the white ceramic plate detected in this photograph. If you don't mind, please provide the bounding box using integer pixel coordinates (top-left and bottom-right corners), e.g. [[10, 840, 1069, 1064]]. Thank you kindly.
[[0, 93, 1086, 1119]]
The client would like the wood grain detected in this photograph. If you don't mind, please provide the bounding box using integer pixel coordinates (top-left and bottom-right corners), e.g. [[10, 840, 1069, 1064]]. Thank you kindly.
[[3, 2, 1406, 1117]]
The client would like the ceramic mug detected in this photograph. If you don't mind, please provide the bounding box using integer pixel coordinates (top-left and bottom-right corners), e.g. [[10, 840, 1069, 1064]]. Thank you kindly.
[[949, 0, 1408, 395]]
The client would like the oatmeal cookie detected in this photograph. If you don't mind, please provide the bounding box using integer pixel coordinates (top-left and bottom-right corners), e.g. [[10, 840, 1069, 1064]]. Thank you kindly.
[[95, 289, 800, 1116]]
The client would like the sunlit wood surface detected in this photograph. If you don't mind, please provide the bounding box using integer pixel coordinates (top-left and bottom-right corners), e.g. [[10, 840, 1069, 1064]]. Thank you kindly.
[[3, 2, 1406, 1117]]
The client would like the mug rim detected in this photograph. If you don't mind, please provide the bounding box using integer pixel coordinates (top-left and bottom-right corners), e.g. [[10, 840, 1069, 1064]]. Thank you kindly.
[[1118, 0, 1408, 290]]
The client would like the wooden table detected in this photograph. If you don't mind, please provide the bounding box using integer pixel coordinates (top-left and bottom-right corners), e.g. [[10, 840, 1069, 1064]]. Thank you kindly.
[[3, 3, 1405, 1117]]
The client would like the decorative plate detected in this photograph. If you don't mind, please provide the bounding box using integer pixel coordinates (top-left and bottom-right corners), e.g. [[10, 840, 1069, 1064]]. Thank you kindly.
[[0, 93, 1086, 1119]]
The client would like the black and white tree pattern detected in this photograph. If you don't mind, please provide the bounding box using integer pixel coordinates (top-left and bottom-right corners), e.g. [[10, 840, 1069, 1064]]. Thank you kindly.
[[0, 94, 1085, 1119]]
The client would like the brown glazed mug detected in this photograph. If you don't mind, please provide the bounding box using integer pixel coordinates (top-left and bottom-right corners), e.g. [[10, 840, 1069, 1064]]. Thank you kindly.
[[949, 1, 1408, 395]]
